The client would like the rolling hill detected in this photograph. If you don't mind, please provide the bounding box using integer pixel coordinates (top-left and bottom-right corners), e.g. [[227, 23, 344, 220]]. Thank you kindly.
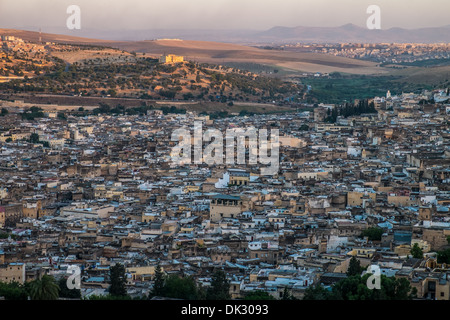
[[255, 24, 450, 43], [0, 28, 386, 75]]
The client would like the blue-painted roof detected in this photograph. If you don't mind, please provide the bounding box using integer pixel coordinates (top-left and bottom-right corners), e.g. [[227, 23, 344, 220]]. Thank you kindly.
[[212, 194, 240, 200], [86, 277, 105, 282]]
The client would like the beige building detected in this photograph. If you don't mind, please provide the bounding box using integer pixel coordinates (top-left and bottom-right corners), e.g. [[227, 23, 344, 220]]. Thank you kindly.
[[347, 189, 376, 207], [60, 203, 115, 220], [0, 263, 26, 284], [0, 204, 23, 228], [298, 171, 330, 181], [387, 194, 413, 207], [228, 169, 250, 186], [279, 136, 305, 148], [422, 228, 450, 250], [126, 265, 163, 282], [159, 54, 184, 64], [419, 206, 434, 221], [22, 200, 43, 219], [248, 243, 283, 264], [209, 194, 243, 222]]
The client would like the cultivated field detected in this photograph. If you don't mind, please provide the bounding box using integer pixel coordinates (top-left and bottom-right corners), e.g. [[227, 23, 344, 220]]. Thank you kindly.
[[1, 29, 387, 76]]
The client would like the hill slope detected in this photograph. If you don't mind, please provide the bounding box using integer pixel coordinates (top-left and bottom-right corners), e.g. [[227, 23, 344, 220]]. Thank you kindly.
[[0, 29, 386, 75], [257, 24, 450, 43]]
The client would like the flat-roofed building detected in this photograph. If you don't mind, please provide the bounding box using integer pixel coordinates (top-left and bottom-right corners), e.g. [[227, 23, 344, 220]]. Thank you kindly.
[[159, 54, 184, 64], [0, 204, 23, 228], [209, 194, 243, 222], [0, 263, 25, 284], [228, 169, 250, 186]]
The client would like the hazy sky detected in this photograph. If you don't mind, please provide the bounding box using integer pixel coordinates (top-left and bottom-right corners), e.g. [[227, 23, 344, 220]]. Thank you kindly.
[[1, 0, 448, 31]]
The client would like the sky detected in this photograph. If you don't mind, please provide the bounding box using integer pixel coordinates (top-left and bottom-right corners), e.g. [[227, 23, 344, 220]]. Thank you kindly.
[[0, 0, 448, 32]]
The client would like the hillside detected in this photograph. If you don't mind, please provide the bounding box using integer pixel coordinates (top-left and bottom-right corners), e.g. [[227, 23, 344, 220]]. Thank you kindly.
[[0, 42, 304, 104], [0, 29, 386, 75], [105, 39, 386, 75], [7, 24, 450, 44], [1, 28, 448, 107], [256, 24, 450, 44]]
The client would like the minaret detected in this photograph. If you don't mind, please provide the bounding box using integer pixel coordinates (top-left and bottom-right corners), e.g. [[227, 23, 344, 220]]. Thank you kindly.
[[39, 28, 42, 43]]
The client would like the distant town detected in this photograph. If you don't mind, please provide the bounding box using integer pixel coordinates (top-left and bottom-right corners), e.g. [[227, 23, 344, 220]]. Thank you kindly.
[[267, 43, 450, 65]]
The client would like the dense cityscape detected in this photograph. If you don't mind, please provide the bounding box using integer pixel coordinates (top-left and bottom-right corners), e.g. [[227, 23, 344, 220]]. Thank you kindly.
[[0, 1, 449, 308], [0, 69, 449, 300]]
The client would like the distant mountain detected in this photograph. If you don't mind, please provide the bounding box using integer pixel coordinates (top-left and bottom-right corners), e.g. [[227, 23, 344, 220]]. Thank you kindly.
[[6, 24, 450, 44], [254, 24, 450, 43]]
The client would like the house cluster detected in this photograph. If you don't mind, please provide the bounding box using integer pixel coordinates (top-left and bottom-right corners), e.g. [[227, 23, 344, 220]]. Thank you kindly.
[[0, 90, 449, 300], [280, 42, 450, 64], [0, 35, 46, 54]]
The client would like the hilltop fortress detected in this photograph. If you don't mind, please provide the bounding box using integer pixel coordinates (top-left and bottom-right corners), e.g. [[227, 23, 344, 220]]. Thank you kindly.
[[159, 54, 184, 64]]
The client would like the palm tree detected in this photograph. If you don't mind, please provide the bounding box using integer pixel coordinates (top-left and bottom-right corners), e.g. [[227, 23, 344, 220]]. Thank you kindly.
[[28, 275, 60, 300]]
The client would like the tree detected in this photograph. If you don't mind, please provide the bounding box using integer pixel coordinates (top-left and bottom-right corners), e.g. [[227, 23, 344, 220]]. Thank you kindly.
[[107, 89, 117, 97], [347, 256, 363, 276], [57, 112, 67, 120], [206, 270, 230, 300], [109, 263, 128, 297], [299, 124, 309, 131], [0, 108, 8, 116], [437, 248, 450, 264], [243, 290, 275, 300], [162, 275, 200, 300], [183, 92, 194, 100], [0, 281, 28, 300], [58, 278, 81, 299], [303, 283, 334, 300], [410, 243, 423, 259], [280, 287, 296, 300], [360, 227, 383, 241], [86, 294, 133, 300], [28, 275, 60, 300], [304, 274, 416, 301], [150, 263, 165, 298], [332, 274, 415, 300], [30, 133, 40, 144]]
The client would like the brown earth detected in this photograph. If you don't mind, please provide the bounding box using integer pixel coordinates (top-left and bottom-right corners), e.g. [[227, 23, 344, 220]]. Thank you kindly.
[[0, 29, 386, 75]]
